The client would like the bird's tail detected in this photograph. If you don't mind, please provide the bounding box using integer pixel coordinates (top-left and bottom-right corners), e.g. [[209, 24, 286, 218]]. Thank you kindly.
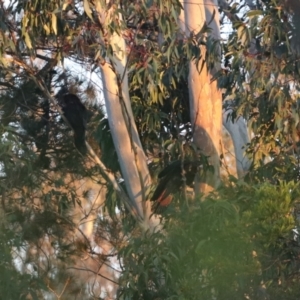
[[74, 132, 87, 155]]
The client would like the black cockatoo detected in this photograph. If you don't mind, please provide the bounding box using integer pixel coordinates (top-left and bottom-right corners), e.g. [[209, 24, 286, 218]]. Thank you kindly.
[[57, 89, 88, 155], [151, 160, 200, 209]]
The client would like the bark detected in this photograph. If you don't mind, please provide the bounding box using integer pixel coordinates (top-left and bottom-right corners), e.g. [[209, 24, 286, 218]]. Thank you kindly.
[[96, 2, 154, 226], [184, 0, 222, 193], [222, 109, 251, 178], [178, 0, 185, 36]]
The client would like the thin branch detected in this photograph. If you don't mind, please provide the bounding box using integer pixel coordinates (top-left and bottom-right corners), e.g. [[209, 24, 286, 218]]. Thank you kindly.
[[66, 267, 119, 285]]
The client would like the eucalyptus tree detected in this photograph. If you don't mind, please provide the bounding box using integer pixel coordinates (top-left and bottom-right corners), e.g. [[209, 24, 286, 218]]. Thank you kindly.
[[0, 0, 225, 225]]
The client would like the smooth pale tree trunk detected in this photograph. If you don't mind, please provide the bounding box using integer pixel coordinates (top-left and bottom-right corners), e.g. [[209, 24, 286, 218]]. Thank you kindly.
[[222, 109, 252, 178], [184, 0, 222, 193], [180, 0, 250, 179], [95, 3, 154, 226]]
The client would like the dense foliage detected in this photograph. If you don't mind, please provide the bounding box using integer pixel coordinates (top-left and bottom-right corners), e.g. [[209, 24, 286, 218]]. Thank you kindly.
[[119, 181, 300, 300]]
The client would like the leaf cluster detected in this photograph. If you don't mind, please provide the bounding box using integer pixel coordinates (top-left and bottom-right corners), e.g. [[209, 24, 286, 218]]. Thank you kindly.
[[218, 1, 300, 167], [118, 181, 300, 299]]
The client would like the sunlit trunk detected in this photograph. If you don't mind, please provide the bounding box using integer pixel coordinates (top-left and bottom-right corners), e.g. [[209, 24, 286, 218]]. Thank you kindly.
[[96, 2, 154, 226], [184, 0, 222, 192]]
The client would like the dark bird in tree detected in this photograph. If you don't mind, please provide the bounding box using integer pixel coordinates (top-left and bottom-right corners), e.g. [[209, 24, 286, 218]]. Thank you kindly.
[[151, 160, 201, 210], [57, 89, 88, 155]]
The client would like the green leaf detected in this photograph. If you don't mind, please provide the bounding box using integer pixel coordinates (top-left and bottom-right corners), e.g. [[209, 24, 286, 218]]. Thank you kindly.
[[8, 40, 16, 52], [24, 32, 32, 49], [51, 13, 57, 35], [84, 0, 93, 20], [43, 23, 50, 35], [247, 10, 263, 17]]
